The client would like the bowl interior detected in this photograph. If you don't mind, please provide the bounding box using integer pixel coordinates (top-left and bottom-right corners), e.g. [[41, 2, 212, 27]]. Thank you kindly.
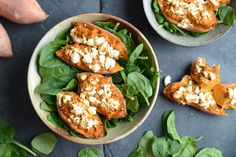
[[143, 0, 235, 47], [28, 13, 160, 145]]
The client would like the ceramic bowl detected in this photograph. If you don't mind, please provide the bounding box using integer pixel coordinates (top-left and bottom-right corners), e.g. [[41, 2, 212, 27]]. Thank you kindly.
[[27, 13, 160, 144], [143, 0, 235, 47]]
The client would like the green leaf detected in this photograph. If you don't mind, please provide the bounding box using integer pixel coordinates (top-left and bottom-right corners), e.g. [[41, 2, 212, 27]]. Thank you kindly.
[[47, 113, 70, 130], [173, 136, 198, 157], [126, 96, 139, 112], [0, 119, 15, 144], [41, 94, 56, 105], [127, 72, 153, 106], [118, 84, 139, 100], [195, 148, 223, 157], [35, 77, 72, 95], [129, 148, 144, 157], [104, 119, 121, 128], [217, 4, 235, 26], [0, 143, 27, 157], [152, 137, 168, 157], [167, 138, 181, 155], [40, 101, 56, 112], [129, 131, 156, 157], [128, 44, 144, 65], [62, 79, 77, 91], [39, 40, 68, 68], [78, 147, 102, 157], [55, 29, 70, 41], [31, 133, 57, 155], [166, 111, 181, 142]]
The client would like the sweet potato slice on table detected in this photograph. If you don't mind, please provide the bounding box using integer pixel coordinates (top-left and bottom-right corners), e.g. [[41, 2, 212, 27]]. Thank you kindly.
[[163, 75, 226, 116], [190, 57, 220, 92], [157, 0, 217, 32], [56, 43, 123, 74], [57, 92, 105, 138], [77, 73, 127, 119], [213, 83, 236, 110], [70, 22, 128, 60]]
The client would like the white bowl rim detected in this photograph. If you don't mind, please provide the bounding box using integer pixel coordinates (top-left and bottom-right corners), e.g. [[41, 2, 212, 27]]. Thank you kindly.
[[27, 13, 160, 145]]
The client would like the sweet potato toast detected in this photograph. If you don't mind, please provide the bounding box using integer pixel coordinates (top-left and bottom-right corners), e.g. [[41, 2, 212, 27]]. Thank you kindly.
[[77, 73, 127, 119], [163, 75, 226, 116], [56, 43, 123, 74], [57, 92, 105, 138], [213, 84, 236, 110], [190, 57, 220, 92], [157, 0, 218, 32], [70, 22, 128, 60]]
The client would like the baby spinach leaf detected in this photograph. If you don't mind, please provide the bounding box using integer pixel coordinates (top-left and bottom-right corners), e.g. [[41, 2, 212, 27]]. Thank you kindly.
[[126, 96, 139, 112], [127, 72, 153, 106], [216, 4, 235, 26], [35, 76, 72, 95], [129, 148, 144, 157], [31, 133, 57, 155], [94, 21, 116, 30], [41, 94, 56, 105], [47, 113, 70, 130], [104, 119, 121, 128], [129, 131, 156, 157], [0, 143, 27, 157], [152, 137, 168, 157], [78, 147, 102, 157], [62, 79, 77, 91], [166, 111, 181, 142], [0, 119, 15, 144], [173, 136, 198, 157], [195, 148, 223, 157], [55, 29, 70, 41], [162, 110, 172, 136], [118, 84, 139, 100], [128, 44, 144, 65], [39, 40, 68, 68], [40, 102, 56, 112]]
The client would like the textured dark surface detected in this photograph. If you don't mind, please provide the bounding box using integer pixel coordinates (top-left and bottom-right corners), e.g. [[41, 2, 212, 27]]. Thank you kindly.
[[0, 0, 236, 157]]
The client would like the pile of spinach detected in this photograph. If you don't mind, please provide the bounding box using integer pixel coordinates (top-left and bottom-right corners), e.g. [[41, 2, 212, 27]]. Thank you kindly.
[[94, 21, 160, 127], [36, 21, 159, 136], [152, 0, 235, 37], [128, 110, 223, 157]]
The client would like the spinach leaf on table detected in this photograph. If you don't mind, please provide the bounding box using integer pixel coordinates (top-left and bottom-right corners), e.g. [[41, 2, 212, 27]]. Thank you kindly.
[[129, 131, 156, 157], [195, 148, 223, 157], [78, 147, 102, 157], [166, 111, 181, 142], [31, 133, 57, 155], [173, 136, 198, 157]]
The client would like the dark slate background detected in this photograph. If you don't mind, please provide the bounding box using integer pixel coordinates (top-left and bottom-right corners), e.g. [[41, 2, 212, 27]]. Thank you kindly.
[[0, 0, 236, 157]]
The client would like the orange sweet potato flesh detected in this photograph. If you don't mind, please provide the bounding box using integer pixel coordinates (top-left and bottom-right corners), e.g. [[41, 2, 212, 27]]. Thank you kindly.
[[205, 0, 230, 11], [213, 84, 236, 110], [0, 0, 48, 24], [57, 92, 105, 138], [157, 0, 217, 32], [0, 23, 13, 57], [71, 22, 128, 60], [77, 73, 127, 119], [56, 43, 123, 74], [190, 58, 221, 92], [163, 75, 226, 116]]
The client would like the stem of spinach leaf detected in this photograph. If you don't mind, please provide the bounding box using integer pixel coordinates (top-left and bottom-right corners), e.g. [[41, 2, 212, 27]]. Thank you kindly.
[[12, 140, 37, 156]]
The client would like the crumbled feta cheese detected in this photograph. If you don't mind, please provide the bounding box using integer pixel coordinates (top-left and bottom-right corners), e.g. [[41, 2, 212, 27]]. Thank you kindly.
[[88, 106, 97, 115], [71, 104, 83, 115], [94, 37, 105, 46], [177, 19, 191, 29], [105, 57, 116, 69], [80, 74, 87, 81], [87, 38, 95, 46], [164, 75, 172, 86], [70, 52, 80, 63], [210, 0, 219, 6], [112, 49, 120, 58], [83, 54, 93, 63], [89, 64, 101, 72], [87, 119, 96, 129], [99, 55, 105, 66], [98, 89, 104, 95]]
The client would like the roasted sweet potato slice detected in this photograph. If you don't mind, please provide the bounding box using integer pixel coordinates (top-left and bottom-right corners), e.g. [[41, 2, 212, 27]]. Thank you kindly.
[[56, 43, 123, 74], [213, 84, 236, 110], [205, 0, 230, 10], [157, 0, 218, 32], [163, 75, 226, 116], [57, 92, 105, 138], [77, 72, 127, 119], [190, 57, 220, 92], [70, 22, 128, 60]]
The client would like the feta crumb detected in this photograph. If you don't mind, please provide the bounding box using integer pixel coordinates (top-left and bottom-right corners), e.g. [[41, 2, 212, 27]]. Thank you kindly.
[[105, 57, 116, 69], [88, 106, 97, 115], [87, 38, 95, 46], [164, 75, 172, 86], [70, 52, 80, 63], [80, 74, 87, 81], [94, 37, 105, 46], [83, 54, 93, 64]]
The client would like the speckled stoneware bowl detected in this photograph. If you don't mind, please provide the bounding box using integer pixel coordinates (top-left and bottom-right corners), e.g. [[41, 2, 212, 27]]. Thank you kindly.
[[28, 13, 160, 145], [143, 0, 236, 47]]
